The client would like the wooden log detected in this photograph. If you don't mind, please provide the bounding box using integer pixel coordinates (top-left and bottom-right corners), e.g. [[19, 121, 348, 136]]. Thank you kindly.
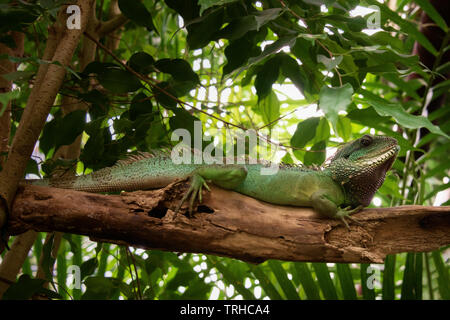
[[6, 182, 450, 264]]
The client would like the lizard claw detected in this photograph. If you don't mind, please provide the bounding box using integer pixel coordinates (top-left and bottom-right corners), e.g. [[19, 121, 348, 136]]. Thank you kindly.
[[337, 205, 364, 230], [175, 174, 210, 217]]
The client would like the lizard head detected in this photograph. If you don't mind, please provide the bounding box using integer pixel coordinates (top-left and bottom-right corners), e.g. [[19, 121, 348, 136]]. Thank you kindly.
[[326, 135, 400, 206]]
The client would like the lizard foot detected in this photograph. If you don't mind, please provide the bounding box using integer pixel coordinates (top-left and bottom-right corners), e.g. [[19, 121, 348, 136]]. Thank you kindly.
[[336, 205, 364, 230], [175, 174, 210, 217]]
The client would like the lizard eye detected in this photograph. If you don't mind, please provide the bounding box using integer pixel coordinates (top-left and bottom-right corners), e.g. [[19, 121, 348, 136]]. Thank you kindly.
[[360, 135, 372, 147]]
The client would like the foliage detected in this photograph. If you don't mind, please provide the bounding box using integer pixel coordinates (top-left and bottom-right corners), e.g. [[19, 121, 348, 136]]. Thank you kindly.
[[0, 0, 449, 300]]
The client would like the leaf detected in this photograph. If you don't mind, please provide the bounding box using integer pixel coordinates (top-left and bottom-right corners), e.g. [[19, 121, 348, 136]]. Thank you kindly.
[[317, 54, 343, 71], [2, 275, 46, 300], [155, 58, 199, 84], [410, 0, 448, 32], [130, 93, 153, 121], [290, 117, 320, 149], [304, 140, 326, 166], [1, 70, 35, 82], [401, 252, 416, 299], [319, 83, 354, 133], [198, 0, 239, 15], [82, 277, 129, 300], [55, 110, 86, 149], [207, 256, 254, 299], [0, 89, 20, 116], [118, 0, 157, 32], [358, 90, 449, 138], [0, 7, 39, 32], [279, 54, 312, 101], [336, 263, 357, 300], [360, 264, 375, 300], [169, 108, 201, 140], [128, 52, 155, 74], [216, 15, 258, 40], [432, 251, 450, 299], [267, 260, 300, 299], [26, 158, 41, 178], [41, 234, 56, 282], [293, 263, 321, 299], [186, 7, 225, 49], [227, 35, 296, 77], [98, 68, 142, 93], [80, 258, 99, 280], [258, 91, 280, 129], [382, 254, 396, 300], [250, 265, 283, 299], [40, 110, 86, 155], [365, 0, 437, 55], [311, 263, 338, 299], [336, 116, 352, 141]]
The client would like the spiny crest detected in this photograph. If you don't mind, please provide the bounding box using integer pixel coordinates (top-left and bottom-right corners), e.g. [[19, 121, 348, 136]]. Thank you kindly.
[[113, 149, 172, 167]]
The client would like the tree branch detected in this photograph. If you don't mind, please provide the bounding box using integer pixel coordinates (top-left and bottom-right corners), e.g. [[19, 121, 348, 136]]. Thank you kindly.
[[7, 183, 450, 264]]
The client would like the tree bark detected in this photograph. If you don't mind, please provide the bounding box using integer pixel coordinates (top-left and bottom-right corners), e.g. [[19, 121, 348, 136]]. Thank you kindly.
[[7, 182, 450, 264]]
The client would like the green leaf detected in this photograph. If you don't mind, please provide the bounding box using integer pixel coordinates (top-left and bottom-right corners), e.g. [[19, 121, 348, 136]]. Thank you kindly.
[[267, 260, 300, 299], [382, 254, 396, 300], [128, 52, 155, 74], [432, 251, 450, 299], [0, 89, 20, 116], [82, 276, 130, 300], [228, 35, 296, 77], [98, 68, 142, 93], [80, 258, 99, 280], [409, 0, 448, 32], [279, 53, 312, 100], [118, 0, 156, 31], [41, 234, 56, 282], [336, 116, 352, 141], [311, 263, 338, 299], [293, 263, 321, 299], [358, 90, 449, 138], [336, 263, 357, 300], [319, 83, 354, 133], [0, 7, 39, 32], [254, 8, 283, 29], [186, 7, 225, 49], [129, 92, 153, 124], [26, 158, 41, 177], [208, 256, 254, 299], [360, 264, 376, 300], [198, 0, 239, 15], [169, 108, 201, 139], [304, 140, 326, 166], [2, 275, 46, 300], [1, 70, 35, 82], [155, 58, 199, 83], [250, 265, 283, 299], [401, 253, 417, 299], [365, 0, 437, 55], [317, 54, 343, 71], [290, 117, 320, 149], [258, 91, 280, 128]]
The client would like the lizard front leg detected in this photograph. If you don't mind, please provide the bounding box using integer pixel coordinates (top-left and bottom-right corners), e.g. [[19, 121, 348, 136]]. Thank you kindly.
[[175, 165, 248, 216], [310, 191, 363, 229]]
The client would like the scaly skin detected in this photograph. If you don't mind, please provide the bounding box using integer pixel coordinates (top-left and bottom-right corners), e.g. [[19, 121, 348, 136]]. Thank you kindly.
[[25, 135, 399, 228]]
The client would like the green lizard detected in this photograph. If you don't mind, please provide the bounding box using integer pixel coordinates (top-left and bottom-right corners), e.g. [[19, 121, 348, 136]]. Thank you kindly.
[[25, 134, 399, 228]]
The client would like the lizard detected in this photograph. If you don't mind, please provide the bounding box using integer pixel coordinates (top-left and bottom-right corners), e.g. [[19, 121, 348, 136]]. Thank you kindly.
[[24, 134, 399, 228]]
